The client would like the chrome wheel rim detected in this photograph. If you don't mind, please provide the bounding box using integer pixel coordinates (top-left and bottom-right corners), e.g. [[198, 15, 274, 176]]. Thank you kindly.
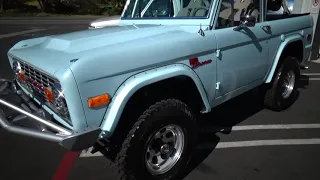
[[145, 124, 185, 175], [282, 70, 295, 99]]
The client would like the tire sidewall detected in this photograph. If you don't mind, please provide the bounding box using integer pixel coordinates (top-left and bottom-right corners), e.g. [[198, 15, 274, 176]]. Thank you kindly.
[[274, 57, 300, 109], [126, 101, 198, 180]]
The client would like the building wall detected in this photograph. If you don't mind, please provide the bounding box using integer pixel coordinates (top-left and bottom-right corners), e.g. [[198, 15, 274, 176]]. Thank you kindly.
[[301, 0, 318, 34], [298, 0, 320, 59]]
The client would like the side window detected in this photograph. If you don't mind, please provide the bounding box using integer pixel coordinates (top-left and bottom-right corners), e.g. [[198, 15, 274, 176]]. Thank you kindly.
[[266, 0, 293, 15], [216, 0, 261, 29], [176, 0, 213, 17], [183, 0, 191, 8], [265, 0, 306, 21], [123, 0, 213, 18], [123, 0, 174, 18], [144, 0, 174, 17]]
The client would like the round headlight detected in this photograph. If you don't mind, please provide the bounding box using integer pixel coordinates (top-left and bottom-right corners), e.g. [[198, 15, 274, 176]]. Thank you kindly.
[[12, 61, 21, 74], [54, 83, 63, 96], [53, 83, 69, 117]]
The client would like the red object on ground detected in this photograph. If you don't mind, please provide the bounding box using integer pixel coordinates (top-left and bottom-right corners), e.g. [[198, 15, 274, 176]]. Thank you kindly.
[[52, 151, 80, 180]]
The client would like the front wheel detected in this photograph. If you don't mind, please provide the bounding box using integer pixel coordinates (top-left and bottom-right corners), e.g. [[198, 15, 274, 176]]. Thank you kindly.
[[114, 99, 198, 180], [263, 56, 300, 111]]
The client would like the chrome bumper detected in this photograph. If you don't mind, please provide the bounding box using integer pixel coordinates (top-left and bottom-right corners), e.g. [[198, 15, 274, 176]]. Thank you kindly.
[[0, 79, 101, 151]]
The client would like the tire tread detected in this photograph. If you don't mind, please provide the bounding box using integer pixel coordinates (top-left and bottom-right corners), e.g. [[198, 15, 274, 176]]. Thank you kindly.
[[114, 99, 195, 180]]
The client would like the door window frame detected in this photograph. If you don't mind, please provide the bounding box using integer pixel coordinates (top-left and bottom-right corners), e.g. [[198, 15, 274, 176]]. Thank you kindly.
[[211, 0, 266, 30]]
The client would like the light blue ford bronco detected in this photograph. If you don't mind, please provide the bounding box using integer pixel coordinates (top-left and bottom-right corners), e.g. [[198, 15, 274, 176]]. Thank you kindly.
[[0, 0, 314, 179]]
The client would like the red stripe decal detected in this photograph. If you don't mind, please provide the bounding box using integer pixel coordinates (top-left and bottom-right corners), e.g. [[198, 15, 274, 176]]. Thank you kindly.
[[52, 151, 80, 180]]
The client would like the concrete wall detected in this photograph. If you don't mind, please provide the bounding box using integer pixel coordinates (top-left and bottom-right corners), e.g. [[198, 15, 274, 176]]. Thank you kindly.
[[295, 0, 320, 59], [306, 0, 318, 34], [287, 0, 318, 39]]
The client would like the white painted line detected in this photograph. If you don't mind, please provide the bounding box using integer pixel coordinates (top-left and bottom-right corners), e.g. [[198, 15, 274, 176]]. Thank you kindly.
[[201, 123, 320, 133], [308, 78, 320, 80], [302, 73, 320, 76], [301, 77, 320, 80], [80, 123, 320, 158], [232, 124, 320, 131], [312, 58, 320, 64], [216, 138, 320, 148], [80, 151, 103, 158], [0, 29, 45, 39], [80, 138, 320, 157], [80, 147, 103, 158]]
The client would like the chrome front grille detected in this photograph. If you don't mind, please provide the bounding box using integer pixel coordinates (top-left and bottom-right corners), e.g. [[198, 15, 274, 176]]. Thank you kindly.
[[13, 58, 72, 125], [19, 60, 56, 98]]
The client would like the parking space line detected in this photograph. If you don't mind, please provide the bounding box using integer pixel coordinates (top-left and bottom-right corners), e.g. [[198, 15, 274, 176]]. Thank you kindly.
[[216, 138, 320, 148], [301, 73, 320, 80], [80, 124, 320, 158], [80, 150, 103, 158], [308, 78, 320, 80], [232, 124, 320, 131], [301, 77, 320, 81], [302, 73, 320, 76], [80, 138, 320, 158], [0, 29, 45, 39], [312, 59, 320, 64]]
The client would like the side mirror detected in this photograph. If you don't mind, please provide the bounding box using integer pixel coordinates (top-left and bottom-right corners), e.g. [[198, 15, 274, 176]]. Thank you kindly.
[[233, 15, 257, 31]]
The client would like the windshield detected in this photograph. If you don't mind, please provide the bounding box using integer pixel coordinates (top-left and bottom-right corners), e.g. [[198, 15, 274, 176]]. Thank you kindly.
[[121, 0, 213, 19]]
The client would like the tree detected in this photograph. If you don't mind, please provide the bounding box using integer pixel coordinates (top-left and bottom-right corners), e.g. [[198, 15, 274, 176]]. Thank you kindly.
[[37, 0, 53, 12], [1, 0, 3, 12]]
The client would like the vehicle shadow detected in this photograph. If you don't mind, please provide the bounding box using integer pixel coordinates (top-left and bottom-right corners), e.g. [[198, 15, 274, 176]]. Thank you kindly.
[[299, 74, 310, 89], [181, 87, 264, 178], [182, 76, 309, 178]]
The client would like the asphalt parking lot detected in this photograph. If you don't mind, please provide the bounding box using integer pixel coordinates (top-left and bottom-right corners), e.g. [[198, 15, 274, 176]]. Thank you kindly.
[[0, 21, 320, 180]]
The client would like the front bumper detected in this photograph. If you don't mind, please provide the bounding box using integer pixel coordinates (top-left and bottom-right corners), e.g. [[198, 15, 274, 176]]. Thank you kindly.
[[0, 79, 101, 151]]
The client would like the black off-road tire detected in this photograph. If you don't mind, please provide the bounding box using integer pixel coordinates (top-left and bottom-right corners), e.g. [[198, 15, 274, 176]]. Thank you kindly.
[[264, 56, 300, 111], [114, 99, 198, 180]]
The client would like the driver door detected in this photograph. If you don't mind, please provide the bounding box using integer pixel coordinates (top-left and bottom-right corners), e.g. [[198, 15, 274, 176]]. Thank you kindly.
[[214, 0, 270, 99]]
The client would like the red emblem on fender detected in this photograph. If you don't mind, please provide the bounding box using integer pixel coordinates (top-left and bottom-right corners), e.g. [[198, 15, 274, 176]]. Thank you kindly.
[[189, 57, 212, 69]]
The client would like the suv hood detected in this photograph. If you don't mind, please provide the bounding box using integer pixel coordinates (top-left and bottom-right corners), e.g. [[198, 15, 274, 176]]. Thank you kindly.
[[8, 24, 187, 76]]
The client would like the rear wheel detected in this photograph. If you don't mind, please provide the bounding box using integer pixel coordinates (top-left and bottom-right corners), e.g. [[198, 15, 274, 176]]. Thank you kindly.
[[263, 56, 300, 111], [114, 99, 198, 180]]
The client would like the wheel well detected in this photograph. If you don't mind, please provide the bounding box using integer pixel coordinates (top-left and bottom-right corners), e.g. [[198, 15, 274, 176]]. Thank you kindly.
[[280, 40, 304, 63], [266, 40, 303, 84], [106, 76, 204, 159]]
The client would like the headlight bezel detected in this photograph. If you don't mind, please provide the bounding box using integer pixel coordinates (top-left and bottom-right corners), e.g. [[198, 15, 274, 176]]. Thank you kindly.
[[53, 83, 70, 118], [12, 60, 22, 74]]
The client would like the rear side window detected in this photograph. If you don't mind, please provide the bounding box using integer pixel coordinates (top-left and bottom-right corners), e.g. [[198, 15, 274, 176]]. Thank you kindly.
[[267, 0, 293, 14], [266, 0, 310, 21], [183, 0, 191, 8], [216, 0, 261, 29]]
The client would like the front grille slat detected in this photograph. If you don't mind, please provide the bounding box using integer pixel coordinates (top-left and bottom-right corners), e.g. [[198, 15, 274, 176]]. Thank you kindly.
[[19, 61, 57, 90], [14, 59, 72, 125]]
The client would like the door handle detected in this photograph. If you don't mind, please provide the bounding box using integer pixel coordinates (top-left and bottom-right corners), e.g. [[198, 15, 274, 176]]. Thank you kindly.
[[261, 25, 271, 31]]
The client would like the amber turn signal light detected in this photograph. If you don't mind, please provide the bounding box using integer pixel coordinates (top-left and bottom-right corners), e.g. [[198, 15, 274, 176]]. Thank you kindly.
[[88, 93, 111, 108], [45, 88, 54, 103], [18, 72, 25, 81]]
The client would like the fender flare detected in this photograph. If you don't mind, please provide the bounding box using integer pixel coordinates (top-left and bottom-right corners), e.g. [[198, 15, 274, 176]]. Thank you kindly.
[[100, 63, 211, 136], [265, 35, 304, 83]]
